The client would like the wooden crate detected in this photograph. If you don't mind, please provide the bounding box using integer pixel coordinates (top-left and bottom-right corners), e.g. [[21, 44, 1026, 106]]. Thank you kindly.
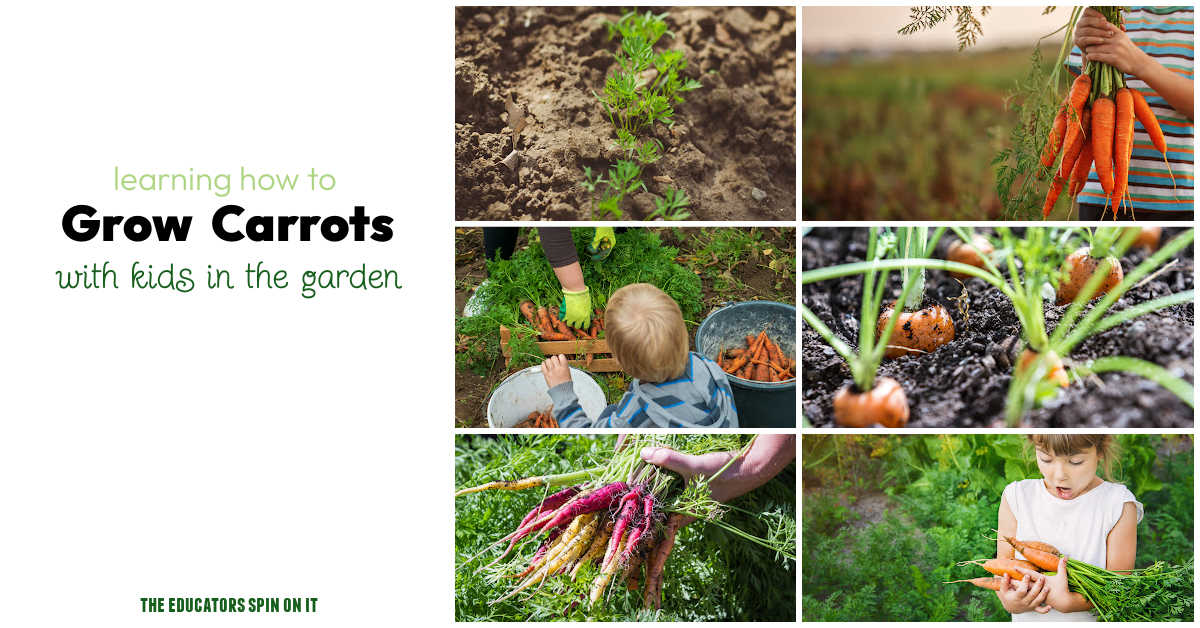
[[499, 325, 623, 372]]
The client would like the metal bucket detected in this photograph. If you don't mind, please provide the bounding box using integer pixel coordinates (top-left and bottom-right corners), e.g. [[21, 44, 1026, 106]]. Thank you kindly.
[[486, 365, 608, 428], [695, 300, 796, 428]]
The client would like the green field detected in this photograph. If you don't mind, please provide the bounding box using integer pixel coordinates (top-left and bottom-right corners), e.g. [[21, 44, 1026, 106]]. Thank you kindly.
[[804, 46, 1075, 220]]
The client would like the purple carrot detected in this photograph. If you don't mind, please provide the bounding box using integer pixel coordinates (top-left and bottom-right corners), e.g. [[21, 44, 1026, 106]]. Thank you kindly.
[[620, 494, 657, 562], [483, 484, 581, 570], [603, 486, 642, 570], [536, 481, 628, 536]]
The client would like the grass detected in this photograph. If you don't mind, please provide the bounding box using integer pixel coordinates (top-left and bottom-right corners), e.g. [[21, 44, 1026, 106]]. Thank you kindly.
[[803, 45, 1078, 220]]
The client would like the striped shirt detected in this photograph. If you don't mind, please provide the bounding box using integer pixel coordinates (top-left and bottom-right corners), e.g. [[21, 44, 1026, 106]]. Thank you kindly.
[[1068, 6, 1194, 214]]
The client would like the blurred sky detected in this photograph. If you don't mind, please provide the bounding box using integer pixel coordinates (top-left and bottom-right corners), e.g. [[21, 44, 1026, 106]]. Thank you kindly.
[[803, 6, 1070, 53]]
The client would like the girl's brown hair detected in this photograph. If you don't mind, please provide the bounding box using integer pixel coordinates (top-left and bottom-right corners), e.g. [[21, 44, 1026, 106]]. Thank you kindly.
[[1027, 434, 1119, 478]]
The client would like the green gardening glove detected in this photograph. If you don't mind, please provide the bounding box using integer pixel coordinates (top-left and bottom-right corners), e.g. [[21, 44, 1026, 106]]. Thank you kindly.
[[588, 227, 616, 261], [560, 287, 592, 329]]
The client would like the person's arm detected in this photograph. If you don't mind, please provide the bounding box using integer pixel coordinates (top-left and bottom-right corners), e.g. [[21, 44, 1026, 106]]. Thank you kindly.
[[1075, 8, 1194, 120], [1105, 502, 1139, 573], [640, 435, 795, 503]]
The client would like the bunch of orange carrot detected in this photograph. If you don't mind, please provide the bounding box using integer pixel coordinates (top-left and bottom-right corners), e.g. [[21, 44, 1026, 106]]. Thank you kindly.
[[716, 330, 794, 382], [1040, 9, 1172, 219], [514, 409, 559, 429], [519, 300, 604, 342]]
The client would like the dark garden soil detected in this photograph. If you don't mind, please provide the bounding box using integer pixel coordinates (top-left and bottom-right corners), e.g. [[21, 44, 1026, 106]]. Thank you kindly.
[[455, 6, 796, 221], [455, 227, 796, 427], [802, 228, 1194, 428]]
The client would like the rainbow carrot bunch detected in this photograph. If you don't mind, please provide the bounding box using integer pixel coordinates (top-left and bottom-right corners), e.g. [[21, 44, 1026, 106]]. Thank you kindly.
[[1040, 7, 1173, 219], [716, 330, 794, 382], [455, 435, 795, 613]]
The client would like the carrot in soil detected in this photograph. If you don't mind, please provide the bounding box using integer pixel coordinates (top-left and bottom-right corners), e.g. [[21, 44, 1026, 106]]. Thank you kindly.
[[946, 234, 994, 277], [1091, 96, 1116, 199], [1113, 88, 1135, 215], [1004, 536, 1063, 572], [1018, 349, 1069, 388], [1130, 89, 1175, 186], [877, 303, 955, 358], [1131, 226, 1161, 250], [833, 377, 910, 428], [1056, 246, 1123, 305]]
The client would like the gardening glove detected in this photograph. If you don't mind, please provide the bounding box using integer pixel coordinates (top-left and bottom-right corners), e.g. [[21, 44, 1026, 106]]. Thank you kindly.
[[560, 287, 592, 329], [588, 227, 616, 261]]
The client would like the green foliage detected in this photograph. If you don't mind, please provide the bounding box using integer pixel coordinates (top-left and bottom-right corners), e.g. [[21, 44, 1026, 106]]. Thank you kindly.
[[803, 435, 1195, 621], [455, 315, 505, 376], [898, 6, 993, 51], [584, 10, 701, 221], [649, 187, 691, 221], [468, 228, 702, 332], [456, 435, 796, 621], [599, 10, 700, 135]]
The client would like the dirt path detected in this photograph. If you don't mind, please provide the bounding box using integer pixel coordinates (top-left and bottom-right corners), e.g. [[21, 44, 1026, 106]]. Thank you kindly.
[[455, 7, 796, 221]]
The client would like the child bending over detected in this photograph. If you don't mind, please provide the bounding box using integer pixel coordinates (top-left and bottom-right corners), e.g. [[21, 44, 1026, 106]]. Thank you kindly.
[[542, 283, 738, 428]]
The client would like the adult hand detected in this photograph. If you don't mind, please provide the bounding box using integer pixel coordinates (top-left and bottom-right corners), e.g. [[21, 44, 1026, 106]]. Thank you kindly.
[[589, 227, 617, 261], [1074, 8, 1152, 77], [561, 287, 592, 328], [541, 354, 571, 389], [997, 571, 1051, 614], [640, 435, 796, 503]]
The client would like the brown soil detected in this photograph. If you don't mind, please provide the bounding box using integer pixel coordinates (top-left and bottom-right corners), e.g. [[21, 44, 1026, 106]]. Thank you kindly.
[[455, 6, 797, 221]]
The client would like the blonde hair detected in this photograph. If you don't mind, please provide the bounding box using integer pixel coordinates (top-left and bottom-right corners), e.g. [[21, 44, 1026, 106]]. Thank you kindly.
[[1026, 434, 1119, 478], [605, 283, 689, 382]]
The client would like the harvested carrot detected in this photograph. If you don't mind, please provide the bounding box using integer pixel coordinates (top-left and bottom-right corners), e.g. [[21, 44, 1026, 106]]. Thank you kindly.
[[1004, 536, 1063, 572], [832, 377, 909, 428], [1066, 74, 1091, 125], [1091, 96, 1116, 199], [877, 303, 955, 358], [1058, 108, 1090, 182], [455, 476, 547, 497], [946, 234, 994, 277], [1005, 538, 1061, 556], [519, 300, 538, 326], [1017, 349, 1069, 388], [1130, 89, 1175, 186], [1113, 88, 1135, 214], [946, 576, 1005, 591], [1042, 176, 1065, 219], [1056, 246, 1123, 305], [1068, 140, 1094, 198], [1039, 104, 1069, 169], [964, 559, 1041, 581]]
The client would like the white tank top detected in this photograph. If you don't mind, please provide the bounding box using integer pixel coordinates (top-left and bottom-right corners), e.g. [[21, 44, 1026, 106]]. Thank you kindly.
[[1002, 479, 1143, 622]]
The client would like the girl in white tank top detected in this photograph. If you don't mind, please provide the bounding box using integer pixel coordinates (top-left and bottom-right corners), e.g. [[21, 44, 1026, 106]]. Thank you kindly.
[[995, 436, 1142, 622]]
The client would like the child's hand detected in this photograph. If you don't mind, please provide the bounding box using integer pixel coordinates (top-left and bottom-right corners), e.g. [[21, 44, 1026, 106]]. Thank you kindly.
[[1038, 557, 1074, 612], [541, 354, 572, 389], [997, 572, 1051, 614], [1074, 8, 1151, 76]]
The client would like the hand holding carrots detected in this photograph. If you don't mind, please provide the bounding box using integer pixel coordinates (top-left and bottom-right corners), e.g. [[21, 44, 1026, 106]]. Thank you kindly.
[[1022, 557, 1074, 614], [542, 354, 572, 389], [1074, 8, 1151, 76], [997, 570, 1051, 615]]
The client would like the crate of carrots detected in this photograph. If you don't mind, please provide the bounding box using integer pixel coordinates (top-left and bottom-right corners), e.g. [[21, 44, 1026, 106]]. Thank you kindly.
[[716, 330, 795, 382], [500, 301, 621, 372]]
